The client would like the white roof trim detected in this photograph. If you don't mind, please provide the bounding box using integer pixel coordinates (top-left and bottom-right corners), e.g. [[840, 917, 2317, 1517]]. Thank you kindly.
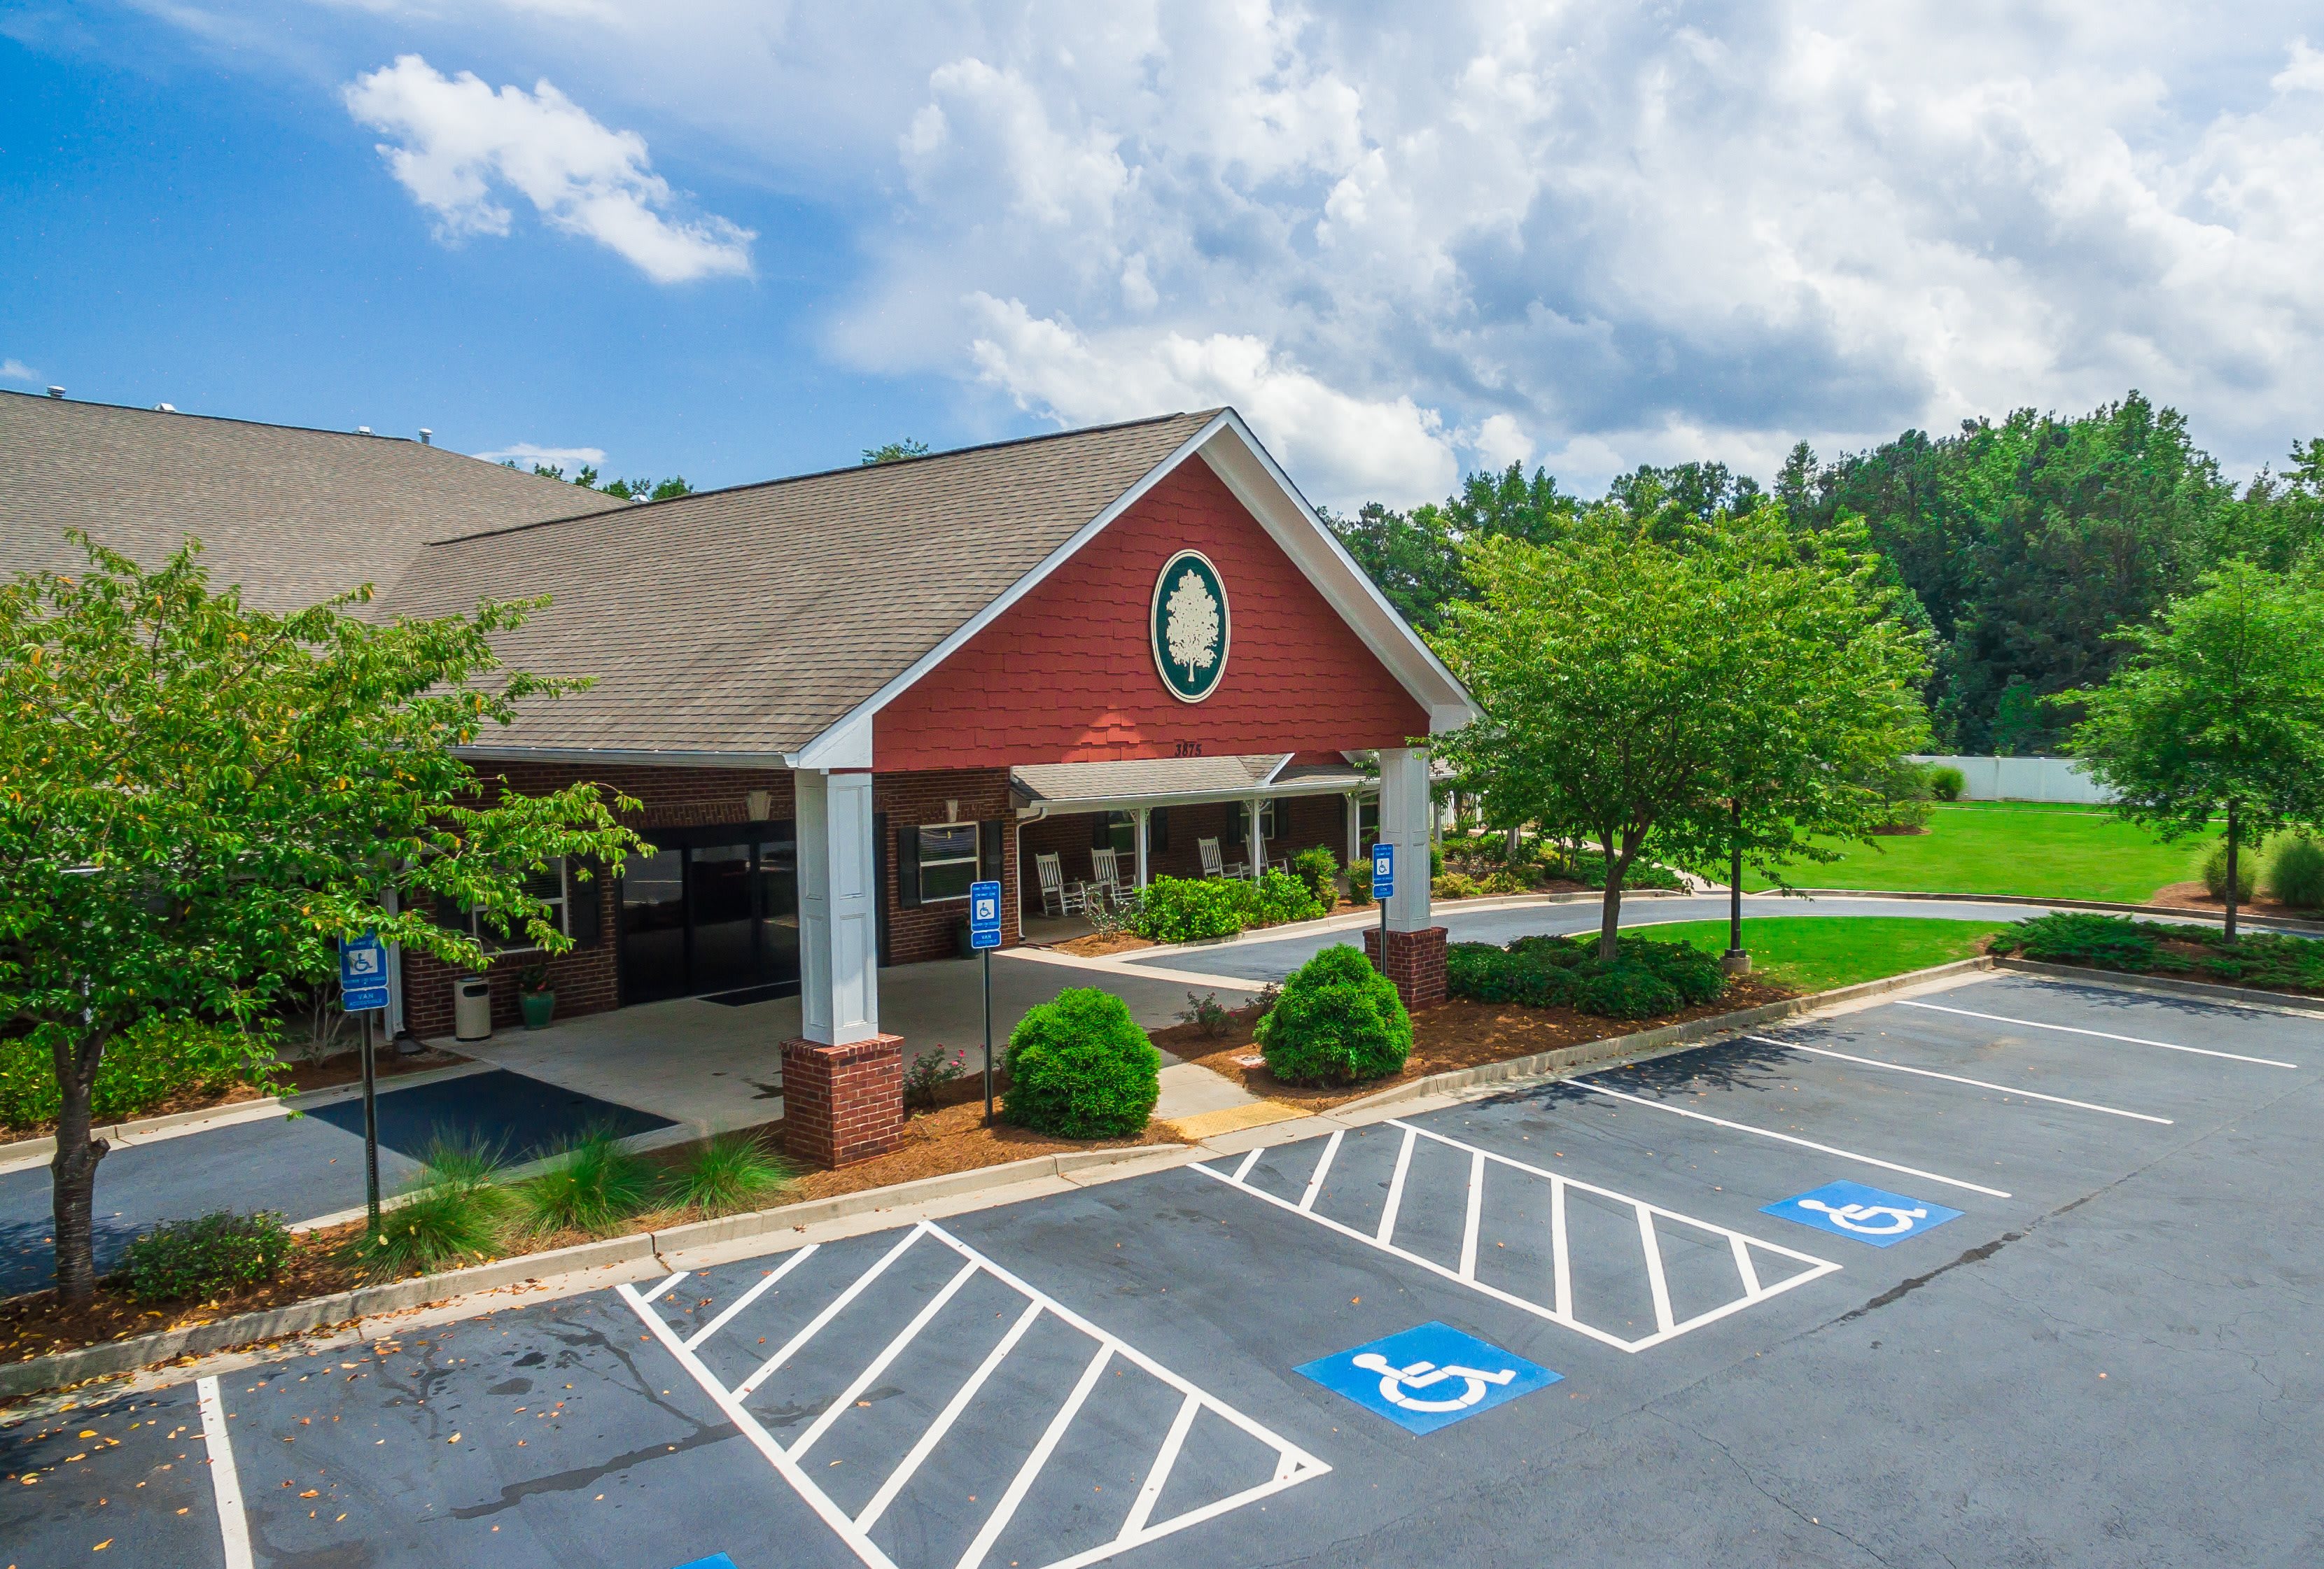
[[790, 408, 1478, 766]]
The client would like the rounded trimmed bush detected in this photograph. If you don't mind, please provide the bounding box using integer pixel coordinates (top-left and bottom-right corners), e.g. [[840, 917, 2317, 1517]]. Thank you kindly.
[[1928, 766, 1966, 802], [2201, 839, 2260, 901], [2265, 833, 2324, 911], [1624, 939, 1727, 1006], [1572, 962, 1681, 1020], [1256, 945, 1413, 1085], [1003, 987, 1160, 1138]]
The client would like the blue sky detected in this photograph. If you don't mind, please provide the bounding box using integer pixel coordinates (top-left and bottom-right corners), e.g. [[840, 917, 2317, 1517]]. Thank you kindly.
[[7, 3, 2324, 509]]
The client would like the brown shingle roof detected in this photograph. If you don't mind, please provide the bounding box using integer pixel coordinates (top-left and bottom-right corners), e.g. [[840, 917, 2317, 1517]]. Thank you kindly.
[[0, 391, 631, 612], [377, 411, 1219, 759]]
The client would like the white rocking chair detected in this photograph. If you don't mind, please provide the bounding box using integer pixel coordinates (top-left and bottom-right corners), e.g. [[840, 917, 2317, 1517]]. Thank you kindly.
[[1088, 846, 1128, 908], [1198, 836, 1249, 880], [1035, 852, 1086, 917]]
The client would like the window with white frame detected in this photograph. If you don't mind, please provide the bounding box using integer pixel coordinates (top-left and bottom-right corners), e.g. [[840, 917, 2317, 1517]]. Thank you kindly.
[[435, 857, 573, 952], [1357, 799, 1380, 851], [1229, 800, 1280, 845], [916, 822, 980, 903]]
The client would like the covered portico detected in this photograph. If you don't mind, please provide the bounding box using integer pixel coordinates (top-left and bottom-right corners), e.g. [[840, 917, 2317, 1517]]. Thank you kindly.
[[381, 407, 1474, 1168]]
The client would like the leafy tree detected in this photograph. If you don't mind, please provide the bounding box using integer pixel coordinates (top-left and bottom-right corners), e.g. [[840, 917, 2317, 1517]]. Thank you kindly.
[[862, 438, 931, 465], [2063, 559, 2324, 938], [1325, 502, 1467, 630], [0, 537, 645, 1303], [1434, 507, 1928, 957]]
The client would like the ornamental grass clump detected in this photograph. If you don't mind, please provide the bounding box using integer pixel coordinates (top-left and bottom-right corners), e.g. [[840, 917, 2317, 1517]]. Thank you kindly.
[[2201, 838, 2259, 901], [662, 1132, 794, 1217], [2265, 833, 2324, 911], [1256, 945, 1412, 1086], [353, 1135, 514, 1282], [121, 1210, 293, 1304], [1002, 987, 1160, 1139], [517, 1127, 655, 1234]]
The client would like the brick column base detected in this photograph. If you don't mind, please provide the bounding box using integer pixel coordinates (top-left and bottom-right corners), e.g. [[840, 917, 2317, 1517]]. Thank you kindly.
[[780, 1034, 904, 1169], [1364, 925, 1448, 1011]]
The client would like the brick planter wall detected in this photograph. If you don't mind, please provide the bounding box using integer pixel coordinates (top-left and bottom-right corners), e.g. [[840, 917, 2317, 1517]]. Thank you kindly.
[[1365, 925, 1448, 1011], [779, 1034, 906, 1168]]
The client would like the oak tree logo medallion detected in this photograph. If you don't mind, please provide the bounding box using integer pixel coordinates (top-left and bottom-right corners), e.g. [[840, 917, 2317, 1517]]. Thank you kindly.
[[1150, 549, 1230, 702]]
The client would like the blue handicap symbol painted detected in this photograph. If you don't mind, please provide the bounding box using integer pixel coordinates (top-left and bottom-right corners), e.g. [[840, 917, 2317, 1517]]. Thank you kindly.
[[1763, 1179, 1962, 1247], [666, 1556, 736, 1569], [1298, 1321, 1558, 1435]]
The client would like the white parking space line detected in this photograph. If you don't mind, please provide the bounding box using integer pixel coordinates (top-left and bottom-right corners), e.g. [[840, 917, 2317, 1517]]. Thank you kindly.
[[1574, 1081, 2012, 1197], [1298, 1129, 1342, 1212], [1193, 1120, 1840, 1353], [1746, 1036, 2176, 1124], [686, 1244, 818, 1350], [197, 1374, 255, 1569], [620, 1220, 1329, 1569], [1897, 999, 2300, 1069]]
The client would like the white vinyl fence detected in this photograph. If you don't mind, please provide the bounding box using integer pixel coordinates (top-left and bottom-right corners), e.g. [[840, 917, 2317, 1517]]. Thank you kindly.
[[1912, 755, 2115, 805]]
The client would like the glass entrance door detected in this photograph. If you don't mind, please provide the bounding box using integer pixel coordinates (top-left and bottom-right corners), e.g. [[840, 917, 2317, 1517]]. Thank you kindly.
[[617, 825, 799, 1004]]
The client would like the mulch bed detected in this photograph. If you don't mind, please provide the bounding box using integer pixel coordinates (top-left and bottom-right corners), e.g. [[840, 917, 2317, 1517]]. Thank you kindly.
[[2146, 882, 2320, 923], [1049, 931, 1155, 957], [0, 1046, 469, 1146], [1154, 978, 1800, 1113]]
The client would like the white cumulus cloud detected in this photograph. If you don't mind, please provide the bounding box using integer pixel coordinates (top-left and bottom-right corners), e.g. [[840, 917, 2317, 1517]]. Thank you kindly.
[[0, 359, 37, 384], [474, 441, 608, 470], [343, 55, 753, 283]]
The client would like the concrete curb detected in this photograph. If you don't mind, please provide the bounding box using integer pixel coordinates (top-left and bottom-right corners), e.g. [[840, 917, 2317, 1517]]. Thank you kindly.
[[1328, 957, 1998, 1117], [1768, 888, 2324, 937], [1994, 957, 2324, 1017], [0, 1142, 1181, 1399]]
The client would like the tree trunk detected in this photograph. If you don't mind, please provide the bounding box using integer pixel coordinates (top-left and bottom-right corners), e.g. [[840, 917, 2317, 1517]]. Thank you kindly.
[[50, 1036, 108, 1306], [2224, 801, 2240, 943], [1599, 835, 1631, 960]]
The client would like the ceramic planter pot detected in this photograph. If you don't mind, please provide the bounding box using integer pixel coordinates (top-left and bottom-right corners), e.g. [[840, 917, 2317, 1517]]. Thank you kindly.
[[519, 990, 556, 1030]]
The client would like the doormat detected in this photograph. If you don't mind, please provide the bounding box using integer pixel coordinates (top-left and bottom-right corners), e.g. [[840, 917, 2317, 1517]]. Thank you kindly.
[[701, 982, 802, 1007]]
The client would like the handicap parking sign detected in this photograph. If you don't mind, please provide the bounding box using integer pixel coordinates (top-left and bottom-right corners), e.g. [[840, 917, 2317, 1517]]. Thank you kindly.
[[1371, 841, 1394, 900], [337, 931, 389, 1012], [1298, 1321, 1558, 1435], [968, 879, 1002, 950], [1763, 1179, 1963, 1248]]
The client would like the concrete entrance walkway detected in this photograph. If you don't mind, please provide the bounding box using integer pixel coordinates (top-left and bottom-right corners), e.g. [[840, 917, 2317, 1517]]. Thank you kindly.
[[437, 950, 1270, 1132]]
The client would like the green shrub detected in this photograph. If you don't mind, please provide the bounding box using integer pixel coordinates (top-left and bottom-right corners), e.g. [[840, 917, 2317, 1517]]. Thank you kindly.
[[517, 1129, 655, 1234], [1128, 876, 1249, 943], [1987, 912, 2162, 970], [1928, 766, 1967, 802], [1572, 962, 1681, 1019], [1538, 848, 1683, 891], [1256, 945, 1413, 1085], [902, 1046, 967, 1111], [352, 1138, 513, 1281], [1253, 867, 1326, 926], [1624, 938, 1728, 1005], [1290, 845, 1340, 908], [0, 1015, 286, 1134], [1347, 860, 1373, 904], [121, 1210, 292, 1303], [662, 1133, 792, 1216], [1874, 759, 1937, 830], [2265, 833, 2324, 911], [1434, 871, 1484, 900], [1003, 987, 1160, 1138], [2200, 839, 2260, 901]]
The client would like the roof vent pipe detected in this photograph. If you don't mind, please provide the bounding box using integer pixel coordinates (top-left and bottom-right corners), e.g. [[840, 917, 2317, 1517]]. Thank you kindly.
[[154, 402, 176, 413], [419, 428, 432, 446], [46, 386, 64, 399], [358, 425, 372, 435]]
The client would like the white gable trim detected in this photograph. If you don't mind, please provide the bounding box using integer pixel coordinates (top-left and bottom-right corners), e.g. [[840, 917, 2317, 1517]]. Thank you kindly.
[[786, 410, 1478, 768]]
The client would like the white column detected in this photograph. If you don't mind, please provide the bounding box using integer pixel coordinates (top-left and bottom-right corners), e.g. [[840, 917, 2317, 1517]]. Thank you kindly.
[[1247, 796, 1264, 880], [1134, 808, 1151, 889], [796, 768, 881, 1045], [1379, 747, 1434, 933], [1344, 791, 1360, 867]]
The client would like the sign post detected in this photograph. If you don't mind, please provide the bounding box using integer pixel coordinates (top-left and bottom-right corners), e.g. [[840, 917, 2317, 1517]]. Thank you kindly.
[[339, 933, 391, 1230], [969, 881, 1003, 1122], [1371, 842, 1395, 970]]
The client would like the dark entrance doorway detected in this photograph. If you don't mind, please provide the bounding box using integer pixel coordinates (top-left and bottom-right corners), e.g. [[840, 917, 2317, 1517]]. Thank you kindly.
[[617, 824, 799, 1004]]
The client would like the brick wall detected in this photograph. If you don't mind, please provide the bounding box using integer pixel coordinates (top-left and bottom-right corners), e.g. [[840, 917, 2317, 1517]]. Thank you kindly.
[[873, 768, 1016, 966], [876, 460, 1431, 767], [1365, 925, 1448, 1011]]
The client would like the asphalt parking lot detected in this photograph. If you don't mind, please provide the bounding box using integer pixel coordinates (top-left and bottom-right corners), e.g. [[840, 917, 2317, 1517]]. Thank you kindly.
[[7, 971, 2321, 1568]]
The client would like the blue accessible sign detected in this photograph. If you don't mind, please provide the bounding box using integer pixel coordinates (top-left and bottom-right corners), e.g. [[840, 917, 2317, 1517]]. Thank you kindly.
[[337, 931, 389, 1012], [1763, 1179, 1963, 1247], [1371, 841, 1394, 901], [968, 879, 1002, 950], [1298, 1321, 1558, 1435]]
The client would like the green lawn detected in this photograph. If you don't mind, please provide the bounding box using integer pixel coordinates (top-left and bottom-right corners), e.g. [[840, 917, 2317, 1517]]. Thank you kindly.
[[1635, 915, 2011, 993], [1738, 802, 2207, 903]]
